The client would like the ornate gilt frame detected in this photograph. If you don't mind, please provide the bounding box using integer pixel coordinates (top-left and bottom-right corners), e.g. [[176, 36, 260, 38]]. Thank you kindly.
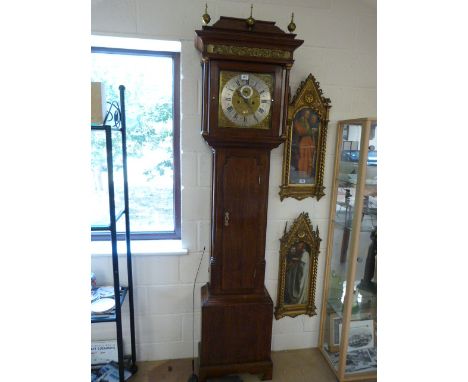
[[275, 212, 321, 319], [279, 74, 331, 201]]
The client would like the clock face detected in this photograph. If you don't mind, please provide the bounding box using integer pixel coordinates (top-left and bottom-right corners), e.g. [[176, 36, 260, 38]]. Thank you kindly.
[[218, 71, 274, 129]]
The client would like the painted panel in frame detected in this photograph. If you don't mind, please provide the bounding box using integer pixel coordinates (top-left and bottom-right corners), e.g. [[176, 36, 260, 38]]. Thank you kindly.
[[290, 108, 320, 185], [280, 74, 331, 201], [275, 212, 321, 319]]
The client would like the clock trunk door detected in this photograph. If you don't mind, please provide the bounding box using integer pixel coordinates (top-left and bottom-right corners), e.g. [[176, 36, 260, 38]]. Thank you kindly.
[[215, 148, 269, 294]]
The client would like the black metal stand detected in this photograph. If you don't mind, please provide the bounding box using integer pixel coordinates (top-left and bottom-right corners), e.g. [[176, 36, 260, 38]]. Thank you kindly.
[[357, 228, 377, 295], [91, 85, 137, 381]]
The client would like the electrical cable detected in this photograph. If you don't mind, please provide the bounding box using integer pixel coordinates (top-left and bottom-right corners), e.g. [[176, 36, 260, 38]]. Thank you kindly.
[[188, 246, 205, 382]]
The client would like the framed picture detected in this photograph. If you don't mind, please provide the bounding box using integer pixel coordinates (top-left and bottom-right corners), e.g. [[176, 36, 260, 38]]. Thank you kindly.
[[339, 319, 375, 352], [345, 349, 376, 373], [279, 74, 331, 201], [326, 348, 377, 374], [328, 313, 342, 353], [328, 312, 374, 353], [274, 212, 321, 319]]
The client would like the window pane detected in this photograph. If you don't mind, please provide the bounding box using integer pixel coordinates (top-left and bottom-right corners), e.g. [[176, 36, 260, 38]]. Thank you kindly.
[[91, 129, 125, 227], [91, 52, 175, 232]]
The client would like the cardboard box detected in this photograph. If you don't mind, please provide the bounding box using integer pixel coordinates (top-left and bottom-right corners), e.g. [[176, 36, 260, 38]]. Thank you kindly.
[[91, 82, 107, 125], [91, 340, 118, 365]]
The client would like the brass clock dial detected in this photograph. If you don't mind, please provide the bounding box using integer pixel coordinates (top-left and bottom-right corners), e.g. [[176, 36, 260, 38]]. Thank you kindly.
[[218, 71, 274, 129]]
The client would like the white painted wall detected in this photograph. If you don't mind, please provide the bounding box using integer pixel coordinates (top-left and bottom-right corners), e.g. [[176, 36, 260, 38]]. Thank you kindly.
[[91, 0, 376, 362]]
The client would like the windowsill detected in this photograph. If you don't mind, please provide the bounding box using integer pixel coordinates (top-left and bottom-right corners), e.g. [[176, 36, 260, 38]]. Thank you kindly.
[[91, 239, 188, 257]]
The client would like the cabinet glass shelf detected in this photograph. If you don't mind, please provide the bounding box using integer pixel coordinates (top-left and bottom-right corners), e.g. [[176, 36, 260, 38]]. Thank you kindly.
[[91, 209, 126, 231], [91, 287, 128, 323], [333, 220, 376, 233], [91, 124, 122, 132]]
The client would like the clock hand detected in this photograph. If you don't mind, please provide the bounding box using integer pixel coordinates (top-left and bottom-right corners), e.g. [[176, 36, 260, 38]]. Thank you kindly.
[[236, 89, 254, 114]]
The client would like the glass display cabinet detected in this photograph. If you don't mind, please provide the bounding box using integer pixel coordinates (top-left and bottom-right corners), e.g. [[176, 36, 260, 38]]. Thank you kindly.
[[318, 118, 377, 381]]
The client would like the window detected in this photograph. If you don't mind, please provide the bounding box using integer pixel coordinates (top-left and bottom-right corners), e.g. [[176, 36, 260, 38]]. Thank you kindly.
[[91, 44, 180, 240]]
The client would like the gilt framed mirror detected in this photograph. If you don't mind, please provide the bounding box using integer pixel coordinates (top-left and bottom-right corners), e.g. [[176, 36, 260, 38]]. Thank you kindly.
[[275, 212, 321, 319]]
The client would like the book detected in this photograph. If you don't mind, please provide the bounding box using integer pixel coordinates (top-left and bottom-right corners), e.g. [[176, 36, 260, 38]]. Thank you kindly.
[[91, 362, 131, 382]]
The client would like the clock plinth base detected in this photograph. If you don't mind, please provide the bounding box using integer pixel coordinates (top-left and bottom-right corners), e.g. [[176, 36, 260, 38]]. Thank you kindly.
[[198, 284, 274, 382], [197, 358, 272, 382]]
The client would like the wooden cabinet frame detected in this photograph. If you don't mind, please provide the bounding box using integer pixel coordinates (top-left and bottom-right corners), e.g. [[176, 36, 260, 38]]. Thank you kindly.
[[318, 118, 377, 382]]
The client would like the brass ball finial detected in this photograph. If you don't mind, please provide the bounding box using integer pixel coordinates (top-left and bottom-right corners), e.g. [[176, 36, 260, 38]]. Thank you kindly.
[[287, 12, 296, 33], [202, 3, 211, 25], [246, 4, 255, 29]]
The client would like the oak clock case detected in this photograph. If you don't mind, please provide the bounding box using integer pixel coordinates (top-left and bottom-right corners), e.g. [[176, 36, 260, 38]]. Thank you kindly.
[[195, 16, 303, 382]]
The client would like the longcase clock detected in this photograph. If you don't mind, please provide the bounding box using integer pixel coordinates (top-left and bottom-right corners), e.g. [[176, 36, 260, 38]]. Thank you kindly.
[[195, 16, 303, 381]]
